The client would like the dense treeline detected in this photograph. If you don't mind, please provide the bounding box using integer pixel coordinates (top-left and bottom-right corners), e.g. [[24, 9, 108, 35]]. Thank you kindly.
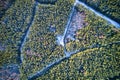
[[0, 51, 17, 66], [36, 3, 120, 79], [38, 43, 120, 79], [0, 0, 33, 51], [0, 0, 34, 65], [66, 4, 120, 52], [20, 0, 75, 79], [79, 0, 120, 23], [0, 0, 120, 79], [0, 0, 15, 19]]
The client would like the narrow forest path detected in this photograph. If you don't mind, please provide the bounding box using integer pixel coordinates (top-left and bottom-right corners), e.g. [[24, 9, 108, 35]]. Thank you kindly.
[[18, 1, 38, 63], [28, 40, 120, 80], [18, 0, 120, 79], [76, 0, 120, 28], [28, 0, 120, 79], [57, 0, 120, 57]]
